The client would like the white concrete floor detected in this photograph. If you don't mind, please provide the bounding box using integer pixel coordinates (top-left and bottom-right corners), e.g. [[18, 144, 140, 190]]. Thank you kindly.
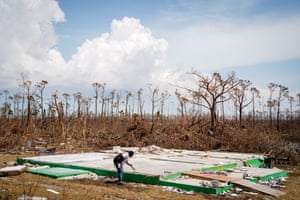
[[23, 146, 268, 178]]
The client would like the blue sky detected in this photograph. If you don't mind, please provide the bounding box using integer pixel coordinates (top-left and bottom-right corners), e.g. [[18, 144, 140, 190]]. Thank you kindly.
[[54, 0, 300, 93], [0, 0, 300, 110]]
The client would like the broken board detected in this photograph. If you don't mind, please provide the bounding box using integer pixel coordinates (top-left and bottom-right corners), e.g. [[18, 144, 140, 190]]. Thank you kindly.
[[231, 179, 285, 197], [182, 170, 285, 197], [182, 171, 237, 182], [0, 165, 27, 176]]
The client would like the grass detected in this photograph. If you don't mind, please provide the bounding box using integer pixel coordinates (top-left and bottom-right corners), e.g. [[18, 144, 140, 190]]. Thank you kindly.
[[279, 166, 300, 200]]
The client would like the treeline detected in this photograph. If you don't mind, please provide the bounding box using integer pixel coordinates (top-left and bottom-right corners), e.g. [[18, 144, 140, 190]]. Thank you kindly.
[[1, 71, 300, 135]]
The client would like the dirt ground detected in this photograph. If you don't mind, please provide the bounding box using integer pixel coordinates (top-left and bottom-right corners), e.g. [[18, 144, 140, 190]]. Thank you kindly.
[[0, 150, 299, 200]]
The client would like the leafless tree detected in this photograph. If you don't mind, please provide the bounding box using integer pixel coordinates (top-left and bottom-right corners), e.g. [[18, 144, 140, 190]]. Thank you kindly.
[[18, 73, 33, 127], [137, 88, 144, 119], [92, 82, 101, 118], [175, 89, 188, 120], [115, 90, 122, 118], [181, 71, 239, 132], [110, 89, 116, 117], [125, 90, 132, 117], [159, 90, 170, 122], [99, 83, 106, 118], [268, 82, 277, 128], [148, 84, 162, 132], [52, 91, 65, 139], [287, 96, 294, 122], [35, 80, 48, 122], [2, 90, 9, 118], [296, 93, 300, 119], [232, 80, 252, 128], [73, 92, 82, 118], [275, 84, 288, 130], [62, 93, 70, 117], [250, 87, 260, 126], [13, 93, 22, 118]]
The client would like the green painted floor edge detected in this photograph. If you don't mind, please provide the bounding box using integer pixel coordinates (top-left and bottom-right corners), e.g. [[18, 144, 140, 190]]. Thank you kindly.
[[200, 162, 238, 172], [159, 180, 233, 194], [163, 172, 182, 180], [17, 158, 232, 195], [249, 169, 287, 182]]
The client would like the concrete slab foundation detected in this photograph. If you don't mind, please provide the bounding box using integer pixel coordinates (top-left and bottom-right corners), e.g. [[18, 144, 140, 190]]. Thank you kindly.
[[17, 146, 287, 196]]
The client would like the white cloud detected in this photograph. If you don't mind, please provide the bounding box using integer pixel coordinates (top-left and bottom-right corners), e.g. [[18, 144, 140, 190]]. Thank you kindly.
[[68, 17, 168, 91], [0, 0, 168, 95], [164, 15, 300, 71], [0, 0, 67, 88]]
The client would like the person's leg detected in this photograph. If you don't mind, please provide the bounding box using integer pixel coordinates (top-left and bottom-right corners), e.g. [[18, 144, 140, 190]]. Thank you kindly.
[[114, 159, 121, 183], [118, 166, 123, 184]]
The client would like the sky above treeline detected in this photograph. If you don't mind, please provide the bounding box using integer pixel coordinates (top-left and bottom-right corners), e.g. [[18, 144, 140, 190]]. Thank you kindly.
[[1, 0, 300, 102]]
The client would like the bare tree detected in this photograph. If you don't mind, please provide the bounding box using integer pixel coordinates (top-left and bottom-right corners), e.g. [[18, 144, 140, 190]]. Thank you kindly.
[[296, 93, 300, 119], [52, 91, 65, 139], [92, 82, 101, 118], [268, 82, 277, 128], [110, 89, 116, 117], [175, 89, 188, 120], [62, 93, 70, 117], [159, 91, 170, 122], [181, 71, 239, 132], [125, 90, 132, 117], [250, 87, 260, 126], [2, 90, 9, 118], [73, 92, 82, 118], [18, 73, 33, 127], [99, 83, 106, 118], [13, 93, 22, 118], [287, 96, 294, 123], [137, 88, 144, 119], [35, 80, 48, 122], [275, 84, 288, 130], [115, 90, 122, 118], [148, 84, 162, 132], [232, 80, 252, 128]]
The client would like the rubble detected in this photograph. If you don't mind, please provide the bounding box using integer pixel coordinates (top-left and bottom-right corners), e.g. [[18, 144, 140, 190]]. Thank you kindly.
[[0, 165, 27, 176]]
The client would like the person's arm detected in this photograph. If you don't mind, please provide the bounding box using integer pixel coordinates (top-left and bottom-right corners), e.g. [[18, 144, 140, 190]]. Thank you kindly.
[[128, 162, 135, 170], [124, 160, 135, 170]]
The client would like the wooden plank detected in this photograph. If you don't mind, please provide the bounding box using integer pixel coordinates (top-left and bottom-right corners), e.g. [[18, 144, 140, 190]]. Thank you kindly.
[[182, 171, 285, 197], [232, 179, 285, 197], [182, 171, 237, 182]]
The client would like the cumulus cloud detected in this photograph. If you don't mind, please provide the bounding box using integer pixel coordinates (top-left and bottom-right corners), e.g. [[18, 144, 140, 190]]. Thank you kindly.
[[0, 0, 67, 88], [68, 17, 168, 90], [0, 1, 168, 94]]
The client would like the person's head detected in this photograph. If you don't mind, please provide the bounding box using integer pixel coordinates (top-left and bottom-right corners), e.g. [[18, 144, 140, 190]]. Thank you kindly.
[[128, 151, 134, 157]]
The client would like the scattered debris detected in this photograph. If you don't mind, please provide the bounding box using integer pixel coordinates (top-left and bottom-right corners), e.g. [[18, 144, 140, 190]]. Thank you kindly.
[[59, 172, 99, 180], [17, 195, 47, 200], [46, 188, 60, 194], [162, 186, 194, 194], [0, 165, 27, 176], [35, 147, 56, 154]]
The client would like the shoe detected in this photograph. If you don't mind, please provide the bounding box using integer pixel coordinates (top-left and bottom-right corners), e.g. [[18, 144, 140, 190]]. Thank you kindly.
[[117, 182, 123, 185]]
